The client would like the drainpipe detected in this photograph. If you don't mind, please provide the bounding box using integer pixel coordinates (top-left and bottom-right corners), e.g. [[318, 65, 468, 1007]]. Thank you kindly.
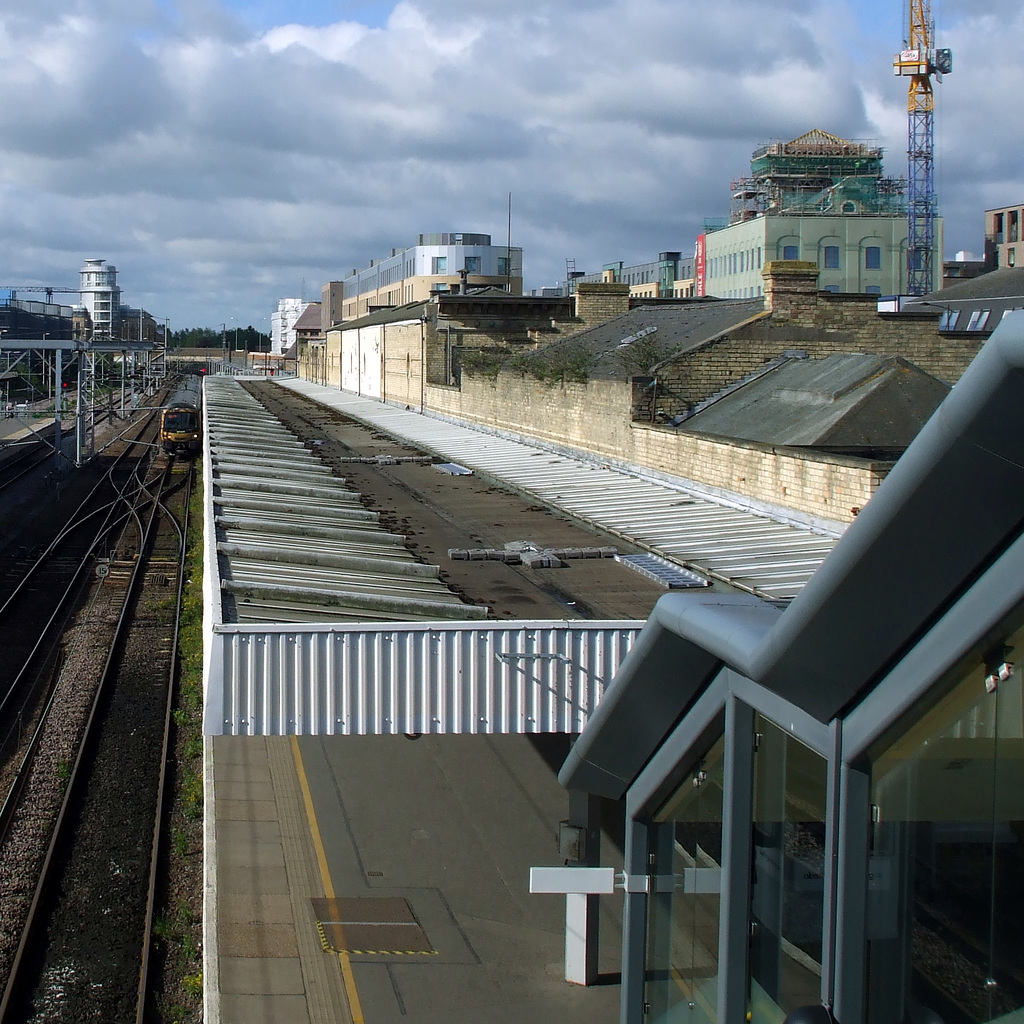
[[381, 324, 386, 405], [420, 317, 426, 413]]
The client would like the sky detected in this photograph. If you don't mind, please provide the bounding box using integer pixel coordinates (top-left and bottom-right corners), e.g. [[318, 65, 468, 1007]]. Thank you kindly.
[[0, 0, 1018, 330]]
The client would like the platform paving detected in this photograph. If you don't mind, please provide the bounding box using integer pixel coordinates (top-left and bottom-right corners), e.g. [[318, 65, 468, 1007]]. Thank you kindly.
[[209, 733, 623, 1024]]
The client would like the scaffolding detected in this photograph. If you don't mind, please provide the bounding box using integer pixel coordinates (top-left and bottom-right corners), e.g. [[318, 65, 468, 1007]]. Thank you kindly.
[[729, 129, 906, 224]]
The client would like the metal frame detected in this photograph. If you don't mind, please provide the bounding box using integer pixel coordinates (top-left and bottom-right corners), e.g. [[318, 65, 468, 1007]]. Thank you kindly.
[[0, 336, 155, 465], [622, 677, 836, 1024]]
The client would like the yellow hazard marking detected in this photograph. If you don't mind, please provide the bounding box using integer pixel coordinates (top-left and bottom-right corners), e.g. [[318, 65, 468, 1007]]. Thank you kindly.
[[292, 736, 366, 1024], [314, 918, 439, 956]]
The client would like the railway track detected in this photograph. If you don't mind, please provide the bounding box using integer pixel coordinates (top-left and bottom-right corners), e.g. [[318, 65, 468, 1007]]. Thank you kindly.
[[0, 405, 193, 1022]]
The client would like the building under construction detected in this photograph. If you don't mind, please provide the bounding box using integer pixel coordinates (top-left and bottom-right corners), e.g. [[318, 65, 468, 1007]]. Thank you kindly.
[[730, 128, 906, 224], [693, 128, 931, 299]]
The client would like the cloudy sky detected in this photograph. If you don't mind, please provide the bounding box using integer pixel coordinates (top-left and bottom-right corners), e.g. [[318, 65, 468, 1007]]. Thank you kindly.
[[0, 0, 1017, 330]]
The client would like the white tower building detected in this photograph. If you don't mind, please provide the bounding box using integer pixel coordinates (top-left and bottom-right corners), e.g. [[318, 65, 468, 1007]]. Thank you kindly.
[[79, 258, 121, 338], [271, 298, 304, 356]]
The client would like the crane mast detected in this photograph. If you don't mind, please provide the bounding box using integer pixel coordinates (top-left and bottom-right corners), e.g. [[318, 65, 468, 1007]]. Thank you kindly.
[[894, 0, 951, 296]]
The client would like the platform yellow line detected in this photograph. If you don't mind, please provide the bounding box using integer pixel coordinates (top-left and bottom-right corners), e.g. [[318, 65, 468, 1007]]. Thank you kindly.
[[291, 735, 366, 1024]]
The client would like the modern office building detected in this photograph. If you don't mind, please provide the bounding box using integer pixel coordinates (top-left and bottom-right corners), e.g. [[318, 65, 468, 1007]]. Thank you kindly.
[[78, 258, 121, 338], [576, 253, 697, 299], [985, 203, 1024, 270], [321, 281, 344, 333], [558, 311, 1024, 1024], [696, 130, 933, 299], [340, 232, 523, 320]]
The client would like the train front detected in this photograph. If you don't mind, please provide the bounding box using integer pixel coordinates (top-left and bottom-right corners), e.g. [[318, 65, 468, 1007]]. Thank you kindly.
[[161, 403, 201, 453]]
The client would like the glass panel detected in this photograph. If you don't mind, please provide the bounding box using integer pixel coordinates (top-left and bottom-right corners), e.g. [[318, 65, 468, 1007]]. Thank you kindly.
[[865, 246, 882, 270], [783, 245, 799, 261], [164, 410, 196, 430], [749, 716, 827, 1024], [824, 246, 840, 269], [867, 627, 1024, 1024], [645, 736, 726, 1024]]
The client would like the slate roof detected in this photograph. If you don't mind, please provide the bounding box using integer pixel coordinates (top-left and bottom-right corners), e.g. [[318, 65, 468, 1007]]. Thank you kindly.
[[293, 301, 322, 332], [330, 300, 430, 332], [681, 353, 949, 448], [527, 298, 766, 380], [925, 266, 1024, 301], [904, 267, 1024, 332]]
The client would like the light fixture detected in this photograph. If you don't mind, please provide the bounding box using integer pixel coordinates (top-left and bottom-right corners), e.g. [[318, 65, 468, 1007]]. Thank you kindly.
[[984, 645, 1014, 693]]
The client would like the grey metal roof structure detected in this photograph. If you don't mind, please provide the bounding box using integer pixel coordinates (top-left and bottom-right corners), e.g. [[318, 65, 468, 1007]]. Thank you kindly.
[[277, 378, 842, 601], [205, 378, 481, 625], [681, 352, 949, 448], [202, 377, 645, 735], [519, 298, 766, 380]]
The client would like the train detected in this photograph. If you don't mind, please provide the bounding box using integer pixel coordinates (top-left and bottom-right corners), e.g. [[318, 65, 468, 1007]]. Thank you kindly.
[[159, 376, 203, 454]]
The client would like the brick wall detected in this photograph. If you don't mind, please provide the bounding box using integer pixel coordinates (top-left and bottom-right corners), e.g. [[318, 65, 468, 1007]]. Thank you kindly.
[[574, 282, 630, 329], [382, 322, 424, 409], [425, 371, 887, 524]]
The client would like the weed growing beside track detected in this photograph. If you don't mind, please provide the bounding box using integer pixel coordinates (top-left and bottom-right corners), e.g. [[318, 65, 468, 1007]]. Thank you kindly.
[[150, 464, 204, 1023]]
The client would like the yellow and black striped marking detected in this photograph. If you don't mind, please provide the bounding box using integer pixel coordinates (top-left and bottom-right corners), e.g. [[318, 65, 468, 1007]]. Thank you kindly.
[[312, 896, 437, 956]]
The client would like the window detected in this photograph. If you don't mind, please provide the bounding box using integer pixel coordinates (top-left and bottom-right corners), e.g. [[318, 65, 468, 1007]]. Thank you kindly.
[[865, 631, 1024, 1024], [783, 245, 799, 260], [1009, 247, 1016, 268], [967, 309, 991, 331], [645, 735, 725, 1024], [823, 245, 840, 269], [464, 256, 480, 274], [749, 716, 827, 1022], [496, 256, 509, 277], [757, 247, 762, 269], [824, 284, 840, 292], [431, 256, 447, 274], [865, 246, 882, 270], [866, 285, 882, 295]]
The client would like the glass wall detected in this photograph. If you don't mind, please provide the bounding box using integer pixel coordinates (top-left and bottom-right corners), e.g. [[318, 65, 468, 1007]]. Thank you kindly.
[[645, 735, 725, 1024], [867, 634, 1024, 1024], [748, 716, 828, 1023]]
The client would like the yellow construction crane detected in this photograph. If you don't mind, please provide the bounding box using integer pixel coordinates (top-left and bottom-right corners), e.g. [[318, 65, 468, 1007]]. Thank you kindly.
[[893, 0, 952, 295]]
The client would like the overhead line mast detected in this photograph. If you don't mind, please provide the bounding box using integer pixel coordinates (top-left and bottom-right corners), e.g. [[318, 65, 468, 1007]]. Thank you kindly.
[[894, 0, 952, 296]]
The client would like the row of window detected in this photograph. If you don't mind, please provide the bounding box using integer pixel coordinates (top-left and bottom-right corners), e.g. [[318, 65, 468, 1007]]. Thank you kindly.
[[430, 255, 506, 276], [709, 245, 884, 278], [708, 248, 763, 279], [939, 307, 1022, 332]]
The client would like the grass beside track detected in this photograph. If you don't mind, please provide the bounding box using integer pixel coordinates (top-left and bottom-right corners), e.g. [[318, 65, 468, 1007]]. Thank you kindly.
[[150, 462, 204, 1024]]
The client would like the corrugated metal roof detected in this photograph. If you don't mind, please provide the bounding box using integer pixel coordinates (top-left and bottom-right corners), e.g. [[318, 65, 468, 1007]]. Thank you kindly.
[[205, 378, 487, 624], [278, 379, 843, 600]]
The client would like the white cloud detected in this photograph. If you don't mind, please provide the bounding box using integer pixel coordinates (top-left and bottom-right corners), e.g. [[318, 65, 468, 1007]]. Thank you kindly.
[[0, 0, 1015, 325]]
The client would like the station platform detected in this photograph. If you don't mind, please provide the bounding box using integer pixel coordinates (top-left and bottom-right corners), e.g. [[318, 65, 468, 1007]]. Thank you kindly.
[[206, 733, 622, 1024], [202, 378, 642, 1023]]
